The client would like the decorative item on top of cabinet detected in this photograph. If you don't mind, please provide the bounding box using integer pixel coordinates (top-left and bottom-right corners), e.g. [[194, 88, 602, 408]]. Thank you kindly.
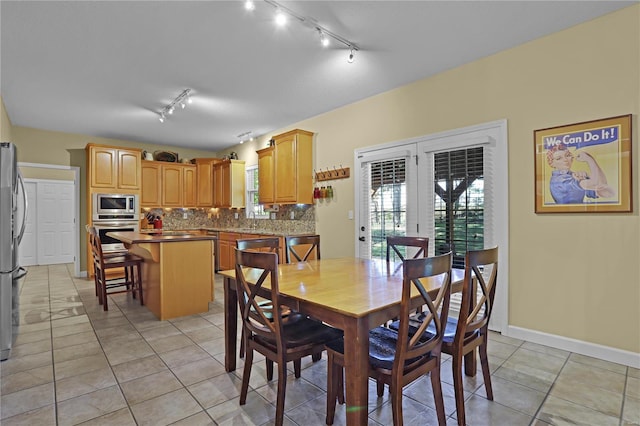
[[86, 143, 142, 190], [213, 159, 245, 208], [257, 129, 313, 205]]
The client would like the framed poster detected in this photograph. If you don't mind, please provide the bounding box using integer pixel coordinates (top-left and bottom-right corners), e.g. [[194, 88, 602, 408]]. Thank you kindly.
[[534, 114, 632, 213]]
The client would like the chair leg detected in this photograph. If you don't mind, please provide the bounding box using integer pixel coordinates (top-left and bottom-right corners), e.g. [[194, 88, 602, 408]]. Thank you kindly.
[[266, 359, 274, 381], [430, 362, 447, 426], [325, 352, 339, 425], [239, 345, 253, 405], [389, 380, 404, 426], [136, 263, 144, 305], [479, 338, 493, 400], [376, 379, 385, 397], [100, 271, 109, 311], [239, 329, 245, 358], [275, 358, 287, 426], [452, 353, 466, 426], [312, 352, 321, 362], [293, 359, 301, 378]]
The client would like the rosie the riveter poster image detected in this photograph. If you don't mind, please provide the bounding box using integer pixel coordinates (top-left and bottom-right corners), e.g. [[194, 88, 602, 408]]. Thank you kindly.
[[534, 114, 632, 213]]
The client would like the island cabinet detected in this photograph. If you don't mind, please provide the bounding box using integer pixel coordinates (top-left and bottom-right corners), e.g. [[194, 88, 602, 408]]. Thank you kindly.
[[140, 161, 196, 208], [257, 129, 313, 205], [87, 144, 142, 191], [193, 158, 221, 208], [213, 159, 245, 208]]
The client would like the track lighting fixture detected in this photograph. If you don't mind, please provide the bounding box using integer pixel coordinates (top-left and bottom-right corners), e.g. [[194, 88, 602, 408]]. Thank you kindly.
[[244, 0, 255, 11], [255, 1, 359, 59], [237, 131, 253, 144], [158, 89, 192, 123]]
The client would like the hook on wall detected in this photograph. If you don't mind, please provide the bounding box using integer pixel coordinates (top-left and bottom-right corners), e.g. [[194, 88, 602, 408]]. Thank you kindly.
[[315, 165, 350, 182]]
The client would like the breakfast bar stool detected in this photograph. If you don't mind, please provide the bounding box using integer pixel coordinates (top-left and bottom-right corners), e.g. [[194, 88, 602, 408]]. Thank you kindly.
[[88, 225, 144, 311]]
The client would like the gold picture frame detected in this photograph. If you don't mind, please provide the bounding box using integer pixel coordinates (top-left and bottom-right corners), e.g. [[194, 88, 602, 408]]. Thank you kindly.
[[534, 114, 632, 213]]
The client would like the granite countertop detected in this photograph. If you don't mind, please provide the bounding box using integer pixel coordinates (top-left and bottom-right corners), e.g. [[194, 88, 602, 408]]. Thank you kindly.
[[108, 231, 218, 244], [141, 228, 315, 237]]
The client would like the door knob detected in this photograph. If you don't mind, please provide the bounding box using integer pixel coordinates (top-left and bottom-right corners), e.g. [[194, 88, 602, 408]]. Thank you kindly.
[[358, 236, 365, 242]]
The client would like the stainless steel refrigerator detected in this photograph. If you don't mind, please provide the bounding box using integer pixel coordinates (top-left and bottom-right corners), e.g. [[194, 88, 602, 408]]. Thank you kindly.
[[1, 142, 28, 361]]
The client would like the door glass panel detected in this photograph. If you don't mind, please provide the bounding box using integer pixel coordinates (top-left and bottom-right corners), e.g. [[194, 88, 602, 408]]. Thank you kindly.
[[368, 158, 407, 261]]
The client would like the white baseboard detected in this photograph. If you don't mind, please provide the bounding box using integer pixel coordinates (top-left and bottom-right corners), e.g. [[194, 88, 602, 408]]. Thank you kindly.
[[507, 326, 640, 369]]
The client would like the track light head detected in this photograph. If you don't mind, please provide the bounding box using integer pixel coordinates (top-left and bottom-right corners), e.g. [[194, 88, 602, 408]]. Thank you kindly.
[[318, 30, 329, 48], [275, 9, 287, 26], [159, 114, 165, 123], [348, 48, 355, 63], [244, 0, 255, 11]]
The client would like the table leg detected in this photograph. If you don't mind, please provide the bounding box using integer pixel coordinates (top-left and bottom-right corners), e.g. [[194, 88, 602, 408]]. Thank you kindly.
[[223, 276, 237, 372], [344, 317, 370, 426]]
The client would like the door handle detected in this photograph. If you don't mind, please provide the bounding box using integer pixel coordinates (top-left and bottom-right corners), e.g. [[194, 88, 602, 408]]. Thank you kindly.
[[358, 236, 365, 242], [17, 171, 27, 245]]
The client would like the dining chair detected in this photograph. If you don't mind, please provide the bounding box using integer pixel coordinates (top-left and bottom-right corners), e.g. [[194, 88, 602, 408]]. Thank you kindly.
[[88, 225, 144, 311], [325, 252, 453, 426], [284, 235, 320, 263], [235, 237, 303, 367], [435, 246, 498, 426], [235, 248, 342, 426], [386, 235, 429, 262]]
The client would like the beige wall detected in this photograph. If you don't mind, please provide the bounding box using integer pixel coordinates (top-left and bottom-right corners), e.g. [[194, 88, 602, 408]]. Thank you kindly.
[[225, 6, 640, 354], [1, 6, 638, 355], [1, 97, 12, 141]]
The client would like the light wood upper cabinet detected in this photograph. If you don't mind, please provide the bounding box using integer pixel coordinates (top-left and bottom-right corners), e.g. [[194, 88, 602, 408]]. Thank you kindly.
[[213, 160, 245, 208], [87, 144, 142, 190], [141, 161, 161, 207], [141, 161, 196, 208], [257, 146, 275, 204], [194, 158, 220, 207], [257, 129, 313, 204], [183, 166, 196, 207]]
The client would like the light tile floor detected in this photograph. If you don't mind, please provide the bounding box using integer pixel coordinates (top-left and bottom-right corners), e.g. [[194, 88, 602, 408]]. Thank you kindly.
[[1, 264, 638, 425]]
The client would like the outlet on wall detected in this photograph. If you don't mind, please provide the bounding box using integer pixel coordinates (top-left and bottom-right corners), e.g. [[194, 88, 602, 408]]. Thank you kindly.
[[234, 212, 239, 220], [183, 212, 188, 219], [290, 211, 295, 220]]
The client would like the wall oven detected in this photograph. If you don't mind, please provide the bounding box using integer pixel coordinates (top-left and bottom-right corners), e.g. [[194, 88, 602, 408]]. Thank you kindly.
[[93, 221, 139, 253]]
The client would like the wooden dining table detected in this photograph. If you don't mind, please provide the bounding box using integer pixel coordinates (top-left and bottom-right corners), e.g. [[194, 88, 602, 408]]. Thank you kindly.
[[219, 257, 468, 425]]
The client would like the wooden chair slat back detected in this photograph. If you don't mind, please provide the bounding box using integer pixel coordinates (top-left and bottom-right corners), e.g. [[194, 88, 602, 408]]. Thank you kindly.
[[396, 252, 452, 367], [236, 237, 280, 253], [284, 235, 320, 263], [386, 236, 429, 262], [458, 247, 499, 338], [234, 249, 284, 347]]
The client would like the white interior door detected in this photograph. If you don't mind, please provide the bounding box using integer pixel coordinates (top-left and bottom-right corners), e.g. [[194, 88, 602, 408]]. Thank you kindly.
[[37, 181, 75, 265], [19, 181, 37, 266]]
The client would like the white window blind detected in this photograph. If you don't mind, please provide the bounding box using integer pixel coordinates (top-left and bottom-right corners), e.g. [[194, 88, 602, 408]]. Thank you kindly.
[[245, 166, 268, 219]]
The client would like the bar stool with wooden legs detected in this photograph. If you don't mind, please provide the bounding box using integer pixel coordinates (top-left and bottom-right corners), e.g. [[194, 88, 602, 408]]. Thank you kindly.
[[88, 225, 144, 311]]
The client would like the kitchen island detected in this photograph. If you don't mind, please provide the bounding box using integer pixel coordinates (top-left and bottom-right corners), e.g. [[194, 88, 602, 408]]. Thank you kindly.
[[106, 231, 216, 320]]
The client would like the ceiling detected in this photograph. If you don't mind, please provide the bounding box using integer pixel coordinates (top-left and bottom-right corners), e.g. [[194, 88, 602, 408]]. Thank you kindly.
[[1, 1, 635, 152]]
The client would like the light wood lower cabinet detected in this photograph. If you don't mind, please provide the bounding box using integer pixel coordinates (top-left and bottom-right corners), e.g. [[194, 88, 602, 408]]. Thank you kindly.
[[218, 232, 284, 271]]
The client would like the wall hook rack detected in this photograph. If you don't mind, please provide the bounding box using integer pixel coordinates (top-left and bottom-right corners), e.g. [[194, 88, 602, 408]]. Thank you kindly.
[[315, 166, 350, 182]]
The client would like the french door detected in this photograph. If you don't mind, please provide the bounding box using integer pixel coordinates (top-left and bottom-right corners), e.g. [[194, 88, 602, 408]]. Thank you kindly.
[[355, 145, 417, 261], [355, 120, 508, 332]]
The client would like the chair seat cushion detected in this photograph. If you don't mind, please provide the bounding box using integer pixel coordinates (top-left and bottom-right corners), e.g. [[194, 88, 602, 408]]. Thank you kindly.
[[389, 315, 460, 343], [254, 317, 343, 349], [325, 326, 426, 371]]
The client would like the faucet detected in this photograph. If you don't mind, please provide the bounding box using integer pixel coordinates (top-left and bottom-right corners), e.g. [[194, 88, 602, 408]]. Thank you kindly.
[[249, 211, 257, 230]]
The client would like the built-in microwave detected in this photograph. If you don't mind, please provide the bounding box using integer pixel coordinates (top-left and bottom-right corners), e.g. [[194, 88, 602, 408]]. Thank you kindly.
[[92, 193, 138, 221]]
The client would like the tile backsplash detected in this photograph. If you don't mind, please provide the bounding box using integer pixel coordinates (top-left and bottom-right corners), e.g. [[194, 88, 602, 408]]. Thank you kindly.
[[143, 205, 315, 234]]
